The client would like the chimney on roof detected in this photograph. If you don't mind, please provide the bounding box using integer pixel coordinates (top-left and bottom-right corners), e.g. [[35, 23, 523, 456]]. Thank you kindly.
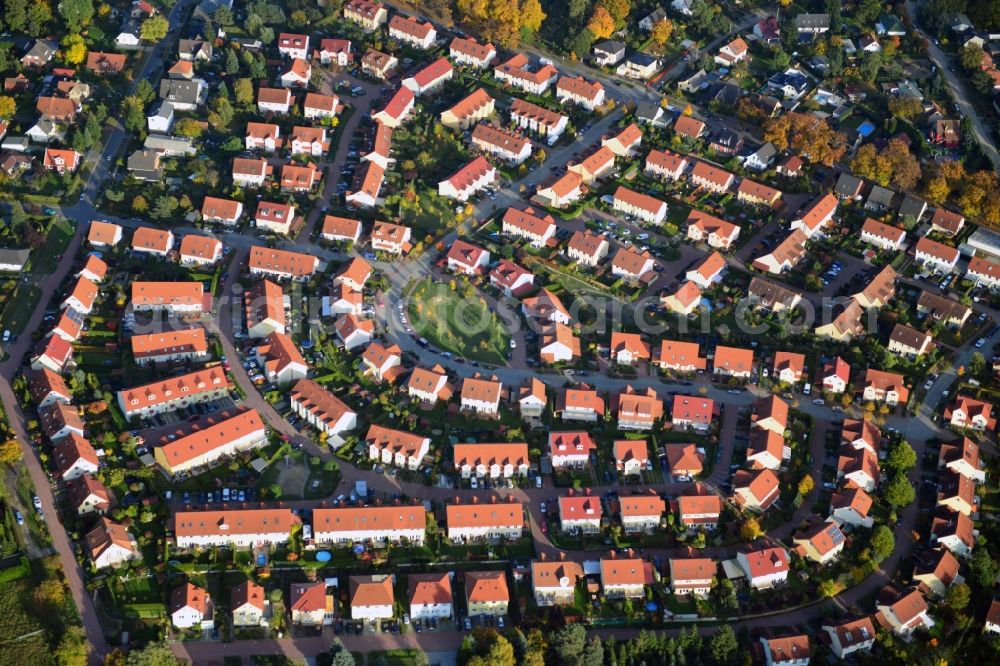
[[539, 552, 547, 561], [559, 551, 567, 560], [471, 495, 479, 504]]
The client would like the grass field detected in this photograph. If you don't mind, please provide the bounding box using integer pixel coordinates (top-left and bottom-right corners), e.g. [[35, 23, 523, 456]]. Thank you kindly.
[[0, 284, 41, 334], [29, 218, 75, 274], [407, 278, 510, 364]]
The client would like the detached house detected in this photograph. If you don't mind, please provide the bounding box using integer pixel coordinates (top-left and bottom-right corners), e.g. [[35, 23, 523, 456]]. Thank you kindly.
[[793, 520, 846, 564], [549, 431, 598, 468], [343, 0, 387, 30], [566, 231, 610, 267], [348, 577, 393, 622], [737, 545, 790, 590], [405, 365, 452, 405], [532, 560, 584, 606], [733, 468, 780, 511], [671, 395, 715, 431], [859, 368, 909, 406], [945, 395, 996, 431], [713, 345, 754, 378], [556, 386, 605, 424], [460, 374, 502, 416], [361, 49, 399, 80], [559, 495, 603, 533], [502, 206, 556, 247], [257, 87, 293, 114], [669, 557, 716, 597], [966, 256, 1000, 290], [446, 240, 490, 275], [465, 571, 509, 617], [715, 37, 749, 66], [171, 583, 213, 630], [409, 573, 453, 621], [876, 587, 934, 637], [610, 247, 656, 282], [686, 210, 739, 249], [690, 161, 735, 193]]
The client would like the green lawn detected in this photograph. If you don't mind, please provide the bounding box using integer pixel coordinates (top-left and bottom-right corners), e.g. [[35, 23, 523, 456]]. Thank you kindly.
[[0, 284, 41, 334], [29, 218, 75, 274], [407, 278, 510, 364]]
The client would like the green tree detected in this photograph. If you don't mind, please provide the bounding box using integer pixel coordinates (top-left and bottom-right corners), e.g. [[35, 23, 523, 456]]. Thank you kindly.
[[5, 0, 29, 33], [152, 195, 178, 219], [140, 14, 169, 41], [208, 95, 234, 129], [708, 625, 738, 665], [959, 44, 986, 71], [27, 0, 53, 36], [123, 96, 145, 133], [225, 49, 239, 74], [945, 582, 971, 610], [870, 525, 895, 563], [581, 637, 603, 666], [970, 351, 986, 376], [57, 0, 93, 31], [213, 5, 233, 24], [135, 79, 156, 104], [884, 474, 916, 508], [125, 643, 183, 666], [55, 625, 89, 665], [234, 78, 254, 106], [327, 638, 356, 666], [174, 117, 204, 138], [886, 441, 917, 471], [970, 549, 1000, 591], [549, 624, 586, 665]]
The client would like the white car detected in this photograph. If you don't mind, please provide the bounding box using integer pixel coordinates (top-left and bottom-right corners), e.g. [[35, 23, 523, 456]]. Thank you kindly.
[[975, 338, 986, 348], [509, 339, 516, 349]]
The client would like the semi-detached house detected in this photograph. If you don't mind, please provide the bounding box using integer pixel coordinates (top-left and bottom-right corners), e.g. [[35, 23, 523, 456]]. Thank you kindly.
[[471, 124, 532, 165], [556, 75, 605, 110], [388, 15, 436, 50], [612, 185, 667, 224], [449, 37, 496, 68], [440, 88, 495, 130], [646, 148, 689, 181], [502, 206, 556, 247], [438, 156, 495, 202], [493, 54, 558, 94], [366, 424, 429, 469], [510, 98, 567, 141]]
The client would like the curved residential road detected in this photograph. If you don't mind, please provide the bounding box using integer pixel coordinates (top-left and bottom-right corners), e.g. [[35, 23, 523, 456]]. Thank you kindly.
[[0, 222, 110, 663], [905, 0, 1000, 170]]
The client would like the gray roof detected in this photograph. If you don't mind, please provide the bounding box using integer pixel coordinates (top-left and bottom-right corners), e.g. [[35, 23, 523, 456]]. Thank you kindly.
[[178, 39, 212, 59], [866, 185, 895, 208], [751, 142, 777, 162], [127, 149, 163, 181], [21, 39, 56, 62], [594, 40, 626, 54], [144, 134, 195, 153], [834, 173, 863, 196], [0, 248, 31, 268], [159, 79, 205, 104], [148, 100, 175, 119], [636, 102, 664, 122], [794, 13, 831, 30], [898, 194, 928, 220], [627, 52, 660, 67]]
